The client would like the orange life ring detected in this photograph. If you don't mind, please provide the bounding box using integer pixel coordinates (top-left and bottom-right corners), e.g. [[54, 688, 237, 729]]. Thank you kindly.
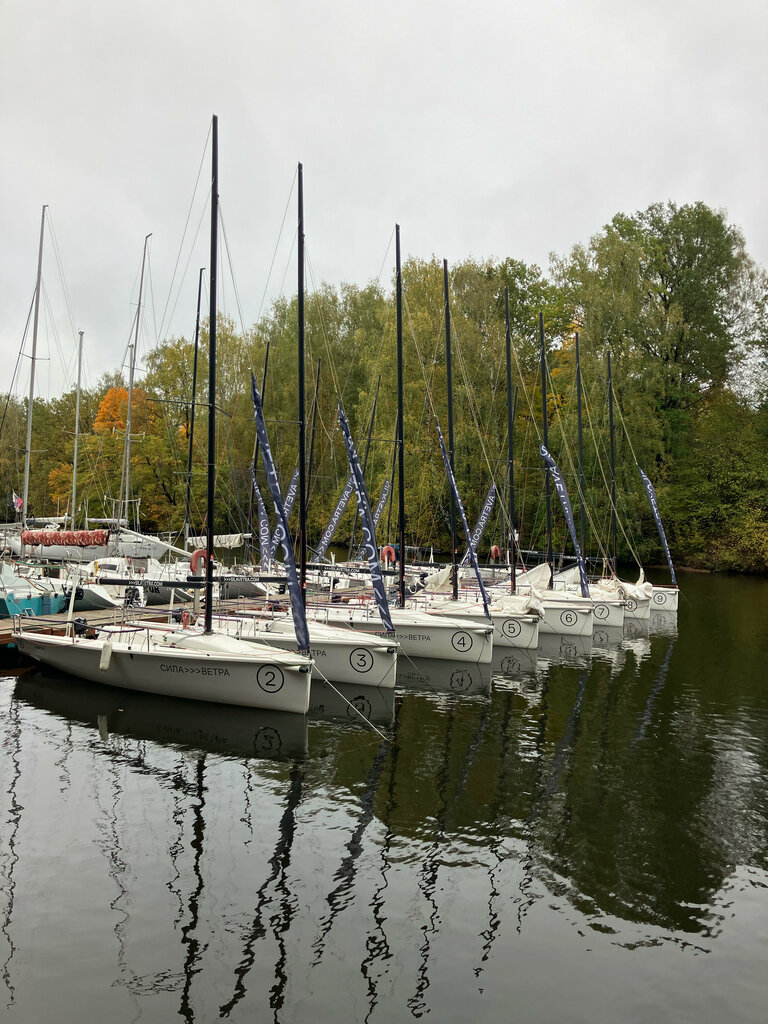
[[381, 545, 397, 564], [490, 544, 501, 561], [190, 548, 208, 574]]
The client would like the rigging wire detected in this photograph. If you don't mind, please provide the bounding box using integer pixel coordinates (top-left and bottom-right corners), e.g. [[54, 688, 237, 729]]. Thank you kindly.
[[157, 123, 211, 341]]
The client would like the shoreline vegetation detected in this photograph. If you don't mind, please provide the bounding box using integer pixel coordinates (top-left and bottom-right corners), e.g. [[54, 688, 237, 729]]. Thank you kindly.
[[3, 200, 768, 575]]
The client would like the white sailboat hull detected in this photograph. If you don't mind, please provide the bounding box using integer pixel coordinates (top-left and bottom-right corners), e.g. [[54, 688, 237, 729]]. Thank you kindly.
[[587, 597, 625, 629], [650, 585, 679, 612], [13, 625, 312, 714], [311, 606, 494, 663], [207, 615, 399, 689], [527, 596, 594, 636], [420, 599, 540, 650], [623, 594, 651, 619]]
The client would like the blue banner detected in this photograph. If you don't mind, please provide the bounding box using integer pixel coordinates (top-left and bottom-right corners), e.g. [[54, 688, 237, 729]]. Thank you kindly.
[[251, 374, 310, 653], [250, 468, 273, 571], [460, 481, 496, 566], [315, 474, 354, 560], [268, 468, 298, 560], [356, 479, 391, 559], [372, 478, 391, 528], [436, 423, 491, 618], [539, 445, 590, 597], [638, 465, 677, 585], [337, 402, 394, 632]]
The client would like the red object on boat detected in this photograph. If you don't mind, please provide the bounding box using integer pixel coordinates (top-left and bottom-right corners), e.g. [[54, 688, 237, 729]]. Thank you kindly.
[[20, 529, 110, 547]]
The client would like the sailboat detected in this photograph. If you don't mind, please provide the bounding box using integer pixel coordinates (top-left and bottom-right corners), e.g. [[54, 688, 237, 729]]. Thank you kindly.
[[503, 314, 595, 639], [306, 228, 493, 664], [13, 117, 314, 714], [545, 332, 627, 629], [1, 206, 71, 617], [203, 164, 400, 689], [6, 232, 175, 566], [0, 559, 68, 618], [597, 349, 654, 620], [414, 273, 542, 651]]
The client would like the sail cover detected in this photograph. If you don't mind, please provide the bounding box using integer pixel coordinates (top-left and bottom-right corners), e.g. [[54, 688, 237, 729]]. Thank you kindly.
[[337, 402, 394, 633], [539, 444, 590, 597], [251, 375, 310, 653], [637, 465, 677, 585], [186, 533, 247, 549], [21, 529, 109, 547]]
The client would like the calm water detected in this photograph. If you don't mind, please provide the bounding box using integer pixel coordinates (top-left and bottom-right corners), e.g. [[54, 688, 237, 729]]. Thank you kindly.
[[1, 572, 767, 1023]]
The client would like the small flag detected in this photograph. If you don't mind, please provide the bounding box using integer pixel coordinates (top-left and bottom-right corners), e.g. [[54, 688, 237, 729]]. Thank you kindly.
[[13, 492, 22, 513]]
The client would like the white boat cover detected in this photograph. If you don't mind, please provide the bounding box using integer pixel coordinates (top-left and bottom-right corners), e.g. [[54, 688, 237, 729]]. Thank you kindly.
[[186, 534, 248, 549]]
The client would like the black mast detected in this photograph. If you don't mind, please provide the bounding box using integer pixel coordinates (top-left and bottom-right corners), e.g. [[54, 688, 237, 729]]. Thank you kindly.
[[204, 115, 218, 634], [184, 267, 205, 549], [607, 348, 617, 575], [504, 288, 518, 592], [396, 225, 406, 608], [305, 357, 321, 519], [298, 163, 307, 603], [575, 332, 586, 558], [443, 259, 458, 600], [539, 311, 553, 585]]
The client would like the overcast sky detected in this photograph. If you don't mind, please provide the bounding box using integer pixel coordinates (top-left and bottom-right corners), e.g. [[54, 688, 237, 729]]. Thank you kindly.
[[1, 0, 766, 398]]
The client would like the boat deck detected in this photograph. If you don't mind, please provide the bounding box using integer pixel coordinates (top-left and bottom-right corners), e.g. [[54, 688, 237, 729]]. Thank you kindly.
[[0, 599, 270, 649]]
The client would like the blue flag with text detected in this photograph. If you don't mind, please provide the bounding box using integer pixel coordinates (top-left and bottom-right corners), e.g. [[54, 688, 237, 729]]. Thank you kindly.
[[460, 481, 496, 566], [436, 423, 491, 618], [338, 402, 394, 632], [315, 474, 354, 560], [638, 465, 677, 585], [251, 375, 310, 653], [539, 444, 590, 597]]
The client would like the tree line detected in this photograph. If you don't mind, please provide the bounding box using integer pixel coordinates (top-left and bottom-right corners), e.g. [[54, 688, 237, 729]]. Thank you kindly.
[[3, 200, 768, 573]]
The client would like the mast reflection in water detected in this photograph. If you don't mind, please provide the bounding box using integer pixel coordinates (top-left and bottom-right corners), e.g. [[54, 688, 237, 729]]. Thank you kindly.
[[1, 572, 767, 1023]]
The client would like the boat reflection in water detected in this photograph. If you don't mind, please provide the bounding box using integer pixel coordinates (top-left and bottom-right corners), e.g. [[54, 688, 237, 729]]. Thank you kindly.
[[491, 647, 538, 681], [536, 631, 593, 670], [590, 623, 640, 674], [649, 609, 678, 636], [491, 647, 542, 704], [623, 615, 650, 641], [4, 574, 767, 1024], [14, 667, 309, 760], [395, 656, 491, 695], [308, 678, 395, 727], [592, 624, 626, 650]]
